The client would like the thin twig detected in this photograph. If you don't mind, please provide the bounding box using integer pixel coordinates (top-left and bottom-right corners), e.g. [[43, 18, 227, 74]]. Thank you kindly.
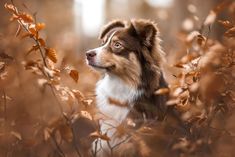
[[3, 90, 7, 122], [50, 132, 66, 157]]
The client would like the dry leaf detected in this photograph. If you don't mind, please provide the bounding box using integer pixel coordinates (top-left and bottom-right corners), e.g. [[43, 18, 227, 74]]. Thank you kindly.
[[154, 88, 169, 95], [45, 48, 57, 63], [36, 23, 45, 31], [90, 131, 110, 141], [11, 131, 22, 140], [38, 38, 46, 47], [44, 128, 51, 141], [204, 10, 217, 25], [4, 3, 17, 14], [72, 89, 85, 101], [80, 110, 92, 120], [224, 27, 235, 38], [19, 12, 34, 23], [218, 20, 233, 29], [69, 69, 79, 82]]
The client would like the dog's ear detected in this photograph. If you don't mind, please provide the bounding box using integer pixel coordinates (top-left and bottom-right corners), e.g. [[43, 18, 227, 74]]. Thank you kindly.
[[129, 20, 158, 47], [99, 20, 125, 39]]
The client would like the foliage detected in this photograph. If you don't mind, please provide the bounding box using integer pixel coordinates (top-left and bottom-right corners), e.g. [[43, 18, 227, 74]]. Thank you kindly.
[[1, 1, 235, 157]]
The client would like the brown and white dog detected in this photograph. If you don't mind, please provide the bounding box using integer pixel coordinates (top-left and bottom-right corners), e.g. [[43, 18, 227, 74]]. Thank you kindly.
[[86, 19, 168, 156]]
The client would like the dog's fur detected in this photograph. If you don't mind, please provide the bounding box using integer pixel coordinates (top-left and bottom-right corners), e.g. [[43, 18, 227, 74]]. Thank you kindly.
[[86, 19, 168, 156]]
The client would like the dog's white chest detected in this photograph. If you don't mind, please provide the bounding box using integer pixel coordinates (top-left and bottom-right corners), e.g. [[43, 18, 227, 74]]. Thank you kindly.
[[96, 75, 142, 125]]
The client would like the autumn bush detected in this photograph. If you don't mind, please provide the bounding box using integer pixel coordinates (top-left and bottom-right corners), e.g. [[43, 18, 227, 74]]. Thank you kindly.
[[0, 1, 235, 157]]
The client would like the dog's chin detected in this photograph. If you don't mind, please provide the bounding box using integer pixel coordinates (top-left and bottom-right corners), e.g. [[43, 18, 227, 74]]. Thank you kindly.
[[87, 61, 115, 72]]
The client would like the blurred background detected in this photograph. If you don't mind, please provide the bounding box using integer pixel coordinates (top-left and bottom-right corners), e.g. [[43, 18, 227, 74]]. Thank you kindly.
[[1, 0, 234, 157], [0, 0, 223, 54]]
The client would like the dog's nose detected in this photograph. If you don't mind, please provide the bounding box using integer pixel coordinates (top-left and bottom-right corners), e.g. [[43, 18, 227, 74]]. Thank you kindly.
[[86, 50, 96, 59]]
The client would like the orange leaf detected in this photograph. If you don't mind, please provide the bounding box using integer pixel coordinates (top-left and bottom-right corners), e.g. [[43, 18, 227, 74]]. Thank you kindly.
[[224, 27, 235, 38], [21, 33, 32, 39], [90, 131, 110, 141], [38, 38, 46, 47], [10, 14, 20, 21], [218, 20, 233, 29], [18, 12, 34, 23], [28, 26, 38, 38], [4, 3, 17, 14], [69, 70, 79, 83], [45, 48, 57, 63], [155, 88, 170, 95], [36, 23, 45, 31]]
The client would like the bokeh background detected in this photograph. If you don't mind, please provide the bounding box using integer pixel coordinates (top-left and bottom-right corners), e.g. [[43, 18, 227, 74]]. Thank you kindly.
[[0, 0, 234, 157]]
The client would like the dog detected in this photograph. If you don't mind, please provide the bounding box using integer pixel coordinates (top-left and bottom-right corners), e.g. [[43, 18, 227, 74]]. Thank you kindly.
[[86, 19, 168, 156]]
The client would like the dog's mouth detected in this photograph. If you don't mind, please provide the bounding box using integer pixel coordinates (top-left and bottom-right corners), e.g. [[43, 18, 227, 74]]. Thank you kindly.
[[88, 62, 115, 70]]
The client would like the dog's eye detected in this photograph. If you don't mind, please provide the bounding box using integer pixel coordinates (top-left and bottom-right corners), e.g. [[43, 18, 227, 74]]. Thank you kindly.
[[113, 42, 122, 49]]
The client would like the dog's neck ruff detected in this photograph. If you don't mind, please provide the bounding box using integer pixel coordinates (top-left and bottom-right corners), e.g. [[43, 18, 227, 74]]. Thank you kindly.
[[96, 74, 143, 124]]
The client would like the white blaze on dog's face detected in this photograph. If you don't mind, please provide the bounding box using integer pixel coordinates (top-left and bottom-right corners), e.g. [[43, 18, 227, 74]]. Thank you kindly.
[[86, 20, 162, 88]]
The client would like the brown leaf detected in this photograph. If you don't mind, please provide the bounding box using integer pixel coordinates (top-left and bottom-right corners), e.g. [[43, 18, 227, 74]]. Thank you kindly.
[[72, 89, 85, 101], [0, 52, 13, 60], [80, 110, 92, 120], [43, 128, 51, 141], [4, 3, 17, 14], [90, 131, 110, 141], [0, 62, 5, 73], [45, 48, 57, 63], [21, 32, 32, 39], [197, 34, 206, 46], [10, 14, 20, 21], [24, 60, 38, 70], [38, 38, 46, 47], [204, 10, 217, 26], [69, 69, 79, 82], [28, 27, 37, 37], [18, 12, 34, 23], [154, 88, 169, 95], [36, 23, 45, 31], [58, 124, 73, 143], [218, 20, 233, 29], [224, 27, 235, 38], [11, 131, 22, 140]]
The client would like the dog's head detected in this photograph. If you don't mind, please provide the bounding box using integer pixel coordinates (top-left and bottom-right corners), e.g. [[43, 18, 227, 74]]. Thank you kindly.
[[86, 19, 164, 92]]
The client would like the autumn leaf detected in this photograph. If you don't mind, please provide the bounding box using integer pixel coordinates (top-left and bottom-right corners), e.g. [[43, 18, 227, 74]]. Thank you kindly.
[[69, 69, 79, 83], [45, 48, 57, 63], [72, 89, 85, 101], [218, 20, 233, 29], [80, 110, 92, 120], [154, 88, 170, 95], [36, 23, 45, 31], [224, 27, 235, 38], [18, 12, 34, 23], [89, 131, 110, 141], [11, 131, 22, 140], [4, 3, 17, 14], [0, 62, 5, 73], [28, 26, 38, 37], [204, 10, 216, 26], [38, 38, 46, 47], [21, 32, 33, 39]]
